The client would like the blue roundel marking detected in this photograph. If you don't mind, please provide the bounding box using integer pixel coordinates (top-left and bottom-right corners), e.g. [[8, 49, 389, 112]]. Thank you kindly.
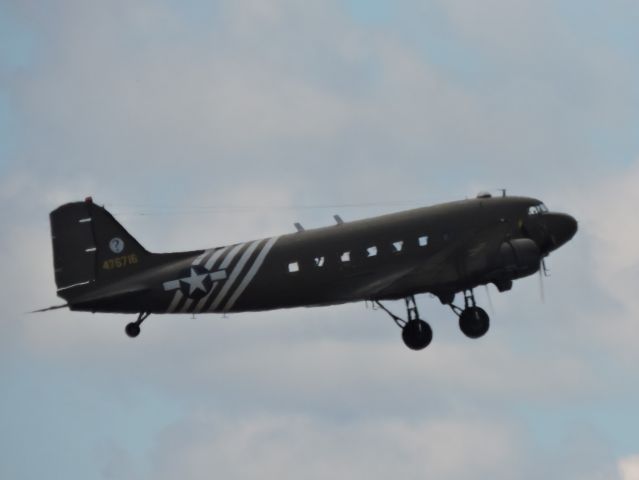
[[109, 237, 125, 254]]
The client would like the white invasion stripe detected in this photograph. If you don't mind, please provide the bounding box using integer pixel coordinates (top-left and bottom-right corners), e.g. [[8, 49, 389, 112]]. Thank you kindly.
[[163, 280, 181, 291], [223, 236, 279, 312], [204, 246, 230, 271], [193, 249, 214, 266], [180, 298, 194, 313], [167, 291, 184, 313], [209, 240, 262, 312], [194, 249, 231, 313], [194, 282, 219, 313], [209, 270, 227, 282], [219, 243, 244, 270]]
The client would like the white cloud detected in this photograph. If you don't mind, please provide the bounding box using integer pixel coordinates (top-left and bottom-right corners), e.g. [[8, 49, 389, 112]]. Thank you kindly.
[[7, 0, 631, 198], [620, 455, 639, 480], [428, 0, 551, 55], [144, 414, 520, 480], [580, 162, 639, 296], [553, 161, 639, 361]]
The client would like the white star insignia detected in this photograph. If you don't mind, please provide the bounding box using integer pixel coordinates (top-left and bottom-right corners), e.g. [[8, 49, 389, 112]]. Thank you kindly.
[[181, 268, 208, 295]]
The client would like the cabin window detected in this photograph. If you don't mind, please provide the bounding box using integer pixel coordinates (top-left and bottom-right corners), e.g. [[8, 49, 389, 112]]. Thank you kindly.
[[288, 261, 300, 273], [392, 241, 404, 253], [314, 256, 325, 267], [340, 251, 351, 263], [367, 246, 378, 258], [418, 236, 429, 247]]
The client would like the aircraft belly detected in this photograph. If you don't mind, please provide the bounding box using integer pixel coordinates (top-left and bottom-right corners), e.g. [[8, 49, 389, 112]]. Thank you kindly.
[[226, 268, 383, 312]]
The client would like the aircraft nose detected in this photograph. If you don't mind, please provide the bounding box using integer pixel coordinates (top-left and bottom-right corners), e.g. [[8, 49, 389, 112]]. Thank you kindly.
[[544, 213, 578, 249]]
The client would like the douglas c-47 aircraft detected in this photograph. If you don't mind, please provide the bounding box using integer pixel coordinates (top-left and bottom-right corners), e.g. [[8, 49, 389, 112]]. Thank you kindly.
[[43, 193, 577, 350]]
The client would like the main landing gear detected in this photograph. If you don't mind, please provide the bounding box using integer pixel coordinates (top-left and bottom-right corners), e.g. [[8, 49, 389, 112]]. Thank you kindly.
[[125, 312, 150, 338], [376, 290, 490, 350], [375, 296, 433, 351], [450, 290, 490, 339]]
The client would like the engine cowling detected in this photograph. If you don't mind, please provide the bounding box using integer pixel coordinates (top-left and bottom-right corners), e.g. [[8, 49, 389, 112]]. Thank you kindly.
[[497, 238, 541, 279]]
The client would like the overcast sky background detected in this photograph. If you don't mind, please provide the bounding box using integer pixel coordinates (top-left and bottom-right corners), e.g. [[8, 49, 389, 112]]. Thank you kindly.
[[2, 0, 639, 479]]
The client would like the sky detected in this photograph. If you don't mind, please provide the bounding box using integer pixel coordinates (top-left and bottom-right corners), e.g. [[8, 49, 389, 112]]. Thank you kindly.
[[1, 0, 639, 478]]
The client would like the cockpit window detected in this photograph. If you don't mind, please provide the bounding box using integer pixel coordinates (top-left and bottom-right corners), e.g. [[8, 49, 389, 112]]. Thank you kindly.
[[528, 203, 549, 216]]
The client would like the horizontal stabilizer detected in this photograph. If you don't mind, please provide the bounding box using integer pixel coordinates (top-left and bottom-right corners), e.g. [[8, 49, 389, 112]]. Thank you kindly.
[[30, 304, 69, 313]]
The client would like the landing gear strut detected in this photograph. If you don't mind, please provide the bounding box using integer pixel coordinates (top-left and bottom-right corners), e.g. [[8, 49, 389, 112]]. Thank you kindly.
[[125, 312, 150, 338], [449, 290, 490, 339], [376, 296, 433, 350]]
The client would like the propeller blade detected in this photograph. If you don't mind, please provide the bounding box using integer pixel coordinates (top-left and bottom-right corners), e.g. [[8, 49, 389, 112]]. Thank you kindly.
[[542, 257, 550, 277], [484, 284, 495, 315], [538, 262, 545, 303]]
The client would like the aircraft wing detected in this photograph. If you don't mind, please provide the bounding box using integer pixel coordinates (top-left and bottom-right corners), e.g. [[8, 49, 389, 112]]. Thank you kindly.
[[342, 265, 420, 300], [346, 227, 508, 301], [343, 238, 470, 301]]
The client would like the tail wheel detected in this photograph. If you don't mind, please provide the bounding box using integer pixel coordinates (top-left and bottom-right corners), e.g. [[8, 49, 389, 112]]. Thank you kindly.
[[125, 322, 141, 338], [459, 307, 490, 339], [402, 320, 433, 350], [125, 312, 150, 338]]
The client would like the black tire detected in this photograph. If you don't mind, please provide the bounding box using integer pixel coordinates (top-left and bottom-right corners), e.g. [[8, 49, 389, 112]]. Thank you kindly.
[[402, 320, 433, 350], [459, 307, 490, 339], [125, 322, 140, 338]]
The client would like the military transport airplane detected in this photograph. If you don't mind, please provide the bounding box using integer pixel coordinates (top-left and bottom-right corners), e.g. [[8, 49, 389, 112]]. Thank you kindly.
[[44, 193, 577, 350]]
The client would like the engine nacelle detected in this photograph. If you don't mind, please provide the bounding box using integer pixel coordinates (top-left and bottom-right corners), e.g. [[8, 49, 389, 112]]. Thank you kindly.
[[497, 238, 541, 279]]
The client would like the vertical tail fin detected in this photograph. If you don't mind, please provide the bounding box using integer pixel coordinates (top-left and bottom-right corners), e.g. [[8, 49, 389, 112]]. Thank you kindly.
[[50, 198, 150, 301]]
